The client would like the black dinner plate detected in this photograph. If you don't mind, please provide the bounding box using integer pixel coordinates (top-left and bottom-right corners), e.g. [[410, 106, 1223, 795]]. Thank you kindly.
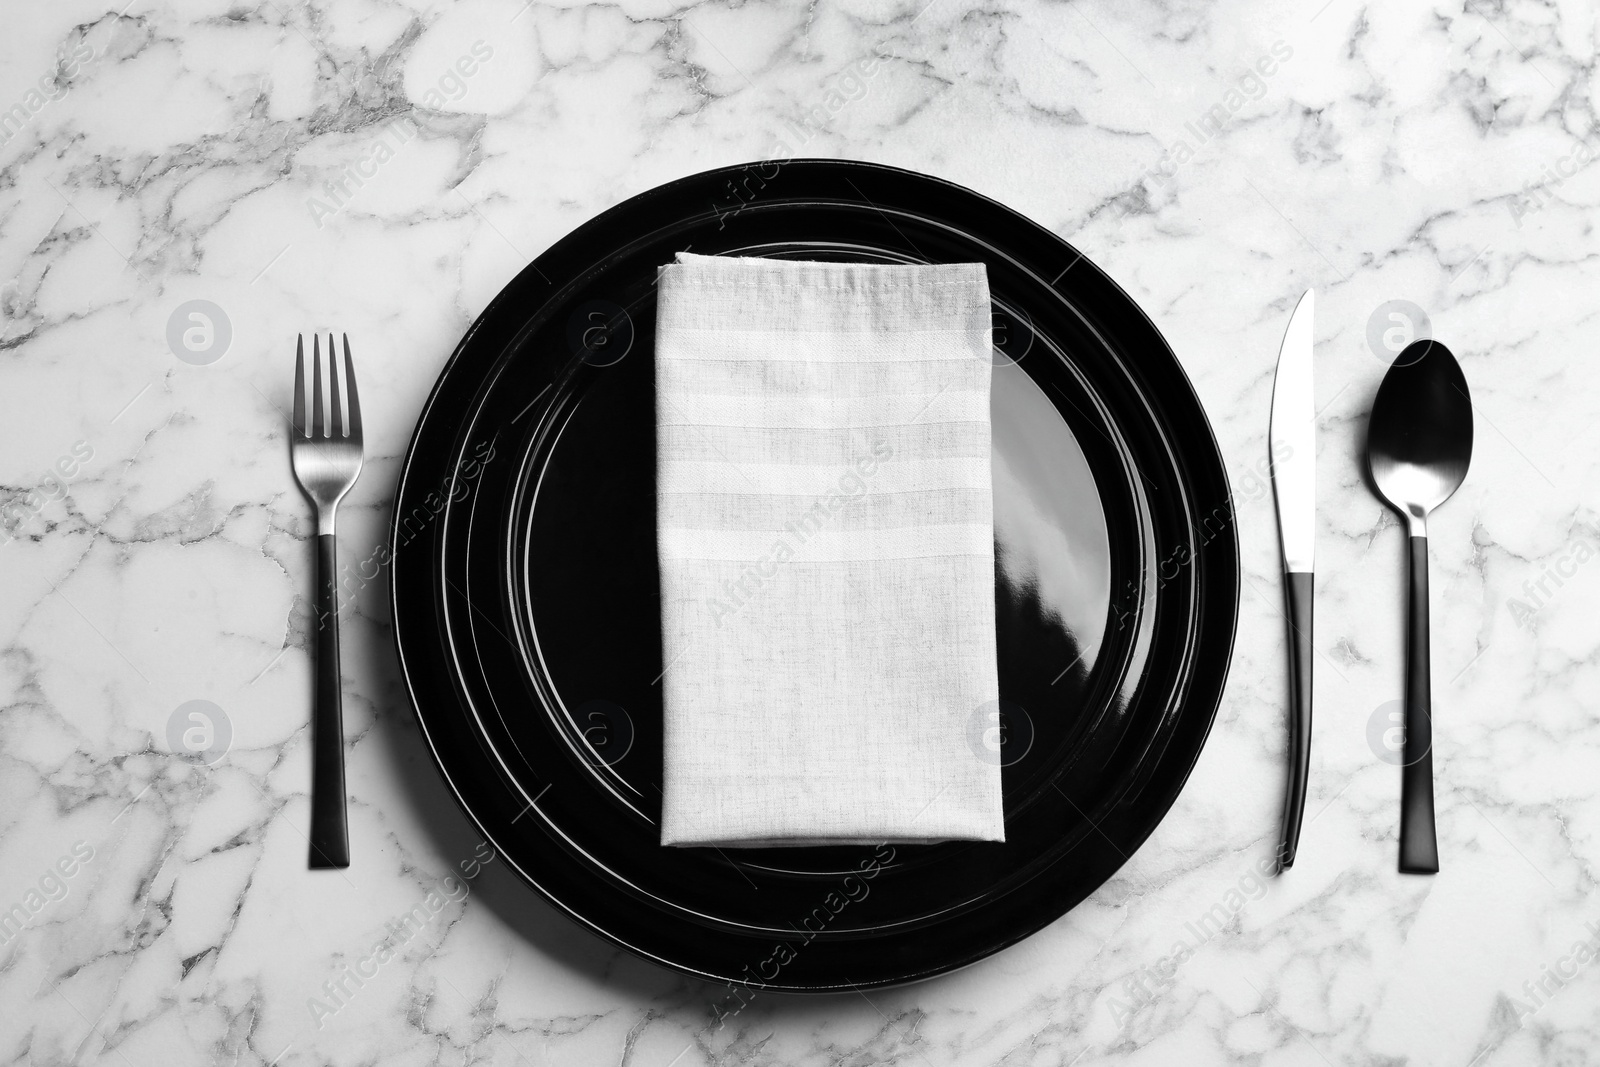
[[391, 160, 1238, 992]]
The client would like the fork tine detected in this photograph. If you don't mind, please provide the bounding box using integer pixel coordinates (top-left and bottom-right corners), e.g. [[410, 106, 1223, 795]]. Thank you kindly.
[[342, 334, 362, 440], [293, 335, 306, 438], [327, 333, 343, 438], [312, 334, 325, 438]]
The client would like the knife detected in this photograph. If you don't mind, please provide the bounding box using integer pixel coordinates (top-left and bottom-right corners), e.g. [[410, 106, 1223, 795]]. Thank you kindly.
[[1269, 289, 1316, 871]]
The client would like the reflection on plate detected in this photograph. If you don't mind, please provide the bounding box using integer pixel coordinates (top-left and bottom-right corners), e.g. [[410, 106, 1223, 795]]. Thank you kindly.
[[992, 359, 1110, 669]]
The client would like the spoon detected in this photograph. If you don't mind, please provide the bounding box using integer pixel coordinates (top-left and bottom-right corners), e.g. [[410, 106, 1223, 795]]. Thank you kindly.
[[1365, 339, 1473, 874]]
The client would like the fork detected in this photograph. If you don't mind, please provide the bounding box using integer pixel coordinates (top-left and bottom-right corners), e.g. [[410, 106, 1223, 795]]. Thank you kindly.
[[290, 334, 364, 869]]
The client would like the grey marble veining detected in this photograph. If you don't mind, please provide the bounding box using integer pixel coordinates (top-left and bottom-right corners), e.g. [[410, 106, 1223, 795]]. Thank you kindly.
[[2, 0, 1598, 1064]]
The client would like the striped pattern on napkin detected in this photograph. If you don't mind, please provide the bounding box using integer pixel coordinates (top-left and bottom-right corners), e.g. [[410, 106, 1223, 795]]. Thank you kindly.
[[655, 253, 1003, 847]]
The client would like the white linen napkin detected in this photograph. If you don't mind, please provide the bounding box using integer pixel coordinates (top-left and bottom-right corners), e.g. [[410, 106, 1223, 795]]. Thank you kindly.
[[655, 252, 1004, 847]]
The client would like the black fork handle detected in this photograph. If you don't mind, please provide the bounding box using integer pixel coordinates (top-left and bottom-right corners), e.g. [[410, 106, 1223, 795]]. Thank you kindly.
[[310, 532, 350, 869], [1399, 534, 1438, 874]]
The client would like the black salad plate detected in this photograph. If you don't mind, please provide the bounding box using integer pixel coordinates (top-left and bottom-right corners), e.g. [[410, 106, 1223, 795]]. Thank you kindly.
[[391, 159, 1239, 992]]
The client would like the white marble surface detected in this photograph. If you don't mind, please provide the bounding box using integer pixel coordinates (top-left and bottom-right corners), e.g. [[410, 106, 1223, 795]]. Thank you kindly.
[[2, 0, 1598, 1064]]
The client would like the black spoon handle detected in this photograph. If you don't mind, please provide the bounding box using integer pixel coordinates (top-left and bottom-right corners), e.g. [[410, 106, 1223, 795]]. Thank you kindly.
[[1400, 534, 1439, 874], [310, 532, 350, 869], [1277, 570, 1313, 871]]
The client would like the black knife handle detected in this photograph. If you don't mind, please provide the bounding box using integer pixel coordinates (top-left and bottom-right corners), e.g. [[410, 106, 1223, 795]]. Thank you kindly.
[[1399, 534, 1439, 874], [1276, 570, 1314, 871], [310, 532, 350, 869]]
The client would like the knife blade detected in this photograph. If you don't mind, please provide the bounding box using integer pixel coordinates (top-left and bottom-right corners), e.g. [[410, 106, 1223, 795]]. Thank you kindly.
[[1270, 288, 1315, 871]]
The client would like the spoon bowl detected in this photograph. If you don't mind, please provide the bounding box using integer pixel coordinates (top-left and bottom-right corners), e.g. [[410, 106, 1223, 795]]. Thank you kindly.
[[1368, 341, 1474, 532], [1364, 338, 1473, 875]]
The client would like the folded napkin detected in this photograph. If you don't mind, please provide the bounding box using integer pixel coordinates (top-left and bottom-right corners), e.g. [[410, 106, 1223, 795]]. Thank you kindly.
[[655, 253, 1003, 847]]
